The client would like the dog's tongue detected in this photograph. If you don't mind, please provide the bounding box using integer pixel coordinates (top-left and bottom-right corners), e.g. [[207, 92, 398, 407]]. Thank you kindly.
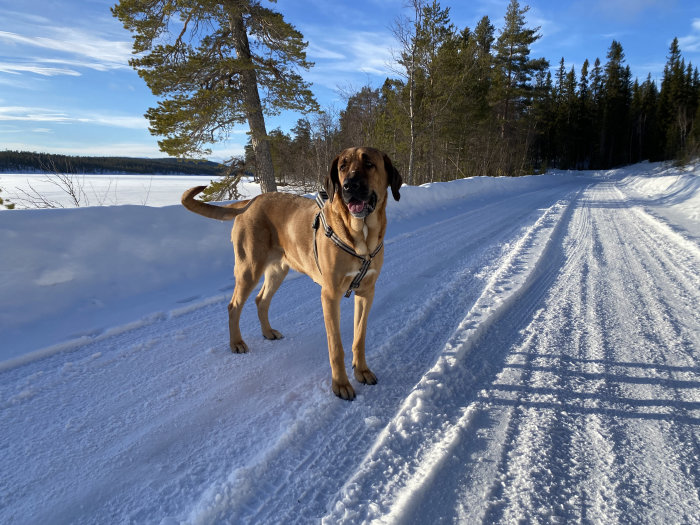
[[348, 200, 366, 214]]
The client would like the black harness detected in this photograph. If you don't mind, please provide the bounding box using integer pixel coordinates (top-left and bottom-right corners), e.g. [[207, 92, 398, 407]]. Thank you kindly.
[[312, 189, 383, 298]]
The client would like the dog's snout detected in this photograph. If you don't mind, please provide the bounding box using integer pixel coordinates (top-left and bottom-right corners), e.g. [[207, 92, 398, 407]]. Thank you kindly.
[[343, 177, 361, 192]]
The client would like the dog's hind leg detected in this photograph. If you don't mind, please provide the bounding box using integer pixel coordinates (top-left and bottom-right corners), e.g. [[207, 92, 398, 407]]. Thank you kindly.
[[255, 262, 289, 340], [228, 263, 263, 353]]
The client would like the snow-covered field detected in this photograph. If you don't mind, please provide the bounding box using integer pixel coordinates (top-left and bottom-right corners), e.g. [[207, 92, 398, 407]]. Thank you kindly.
[[1, 161, 699, 523], [0, 172, 264, 208]]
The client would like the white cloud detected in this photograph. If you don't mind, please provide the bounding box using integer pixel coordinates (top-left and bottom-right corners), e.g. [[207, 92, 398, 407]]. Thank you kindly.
[[0, 140, 164, 158], [678, 18, 700, 53], [87, 114, 149, 130], [0, 106, 148, 129], [306, 42, 345, 61], [303, 29, 399, 91], [0, 26, 132, 78], [0, 106, 73, 123], [0, 62, 81, 77], [0, 8, 51, 27]]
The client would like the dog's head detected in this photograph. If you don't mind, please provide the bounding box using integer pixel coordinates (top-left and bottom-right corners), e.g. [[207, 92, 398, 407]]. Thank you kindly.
[[324, 147, 402, 218]]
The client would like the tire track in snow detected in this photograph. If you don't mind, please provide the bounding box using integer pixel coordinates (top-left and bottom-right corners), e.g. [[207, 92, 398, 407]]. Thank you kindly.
[[322, 188, 582, 523], [480, 198, 597, 524], [479, 181, 700, 523], [480, 186, 625, 523], [590, 183, 700, 521]]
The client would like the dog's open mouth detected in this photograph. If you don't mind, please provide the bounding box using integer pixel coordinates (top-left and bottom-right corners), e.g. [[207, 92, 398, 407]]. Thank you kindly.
[[347, 199, 367, 216], [346, 193, 377, 218]]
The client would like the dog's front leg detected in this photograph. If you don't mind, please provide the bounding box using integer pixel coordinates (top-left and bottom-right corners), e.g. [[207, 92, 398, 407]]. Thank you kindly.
[[321, 288, 355, 400], [352, 289, 377, 385]]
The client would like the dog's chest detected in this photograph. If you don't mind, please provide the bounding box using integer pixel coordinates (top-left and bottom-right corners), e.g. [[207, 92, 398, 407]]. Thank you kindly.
[[349, 214, 380, 257]]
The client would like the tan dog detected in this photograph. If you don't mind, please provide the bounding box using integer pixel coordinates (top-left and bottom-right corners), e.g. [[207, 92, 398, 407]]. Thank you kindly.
[[182, 147, 402, 400]]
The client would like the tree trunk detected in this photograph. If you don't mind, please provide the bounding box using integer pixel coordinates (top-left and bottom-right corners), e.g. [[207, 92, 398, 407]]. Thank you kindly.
[[228, 5, 277, 193], [408, 47, 416, 186]]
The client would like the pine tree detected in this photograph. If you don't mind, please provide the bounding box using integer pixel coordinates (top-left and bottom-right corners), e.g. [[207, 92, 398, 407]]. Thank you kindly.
[[629, 74, 659, 162], [112, 0, 318, 193], [492, 0, 548, 139], [339, 86, 383, 147], [418, 1, 461, 183], [563, 65, 579, 167], [658, 38, 683, 158], [464, 16, 500, 176], [471, 16, 496, 119], [656, 37, 698, 159], [530, 69, 554, 170], [600, 41, 632, 166], [577, 59, 595, 168], [371, 79, 410, 171], [392, 0, 460, 184], [289, 118, 314, 188]]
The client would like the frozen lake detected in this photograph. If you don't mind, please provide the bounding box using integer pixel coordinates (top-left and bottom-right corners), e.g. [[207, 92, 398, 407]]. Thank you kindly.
[[0, 172, 262, 208]]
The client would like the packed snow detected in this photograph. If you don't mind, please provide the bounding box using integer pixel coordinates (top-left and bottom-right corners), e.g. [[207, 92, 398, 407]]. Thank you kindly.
[[1, 161, 699, 524]]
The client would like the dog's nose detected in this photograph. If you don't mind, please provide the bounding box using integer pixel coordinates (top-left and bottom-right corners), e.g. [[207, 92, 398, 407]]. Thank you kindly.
[[343, 177, 361, 192]]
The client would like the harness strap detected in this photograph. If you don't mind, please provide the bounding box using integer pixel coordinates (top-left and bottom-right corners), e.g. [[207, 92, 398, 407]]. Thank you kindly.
[[312, 189, 383, 298], [344, 242, 383, 297]]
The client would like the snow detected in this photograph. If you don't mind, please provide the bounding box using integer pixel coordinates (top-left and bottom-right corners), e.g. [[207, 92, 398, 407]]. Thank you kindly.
[[1, 161, 699, 524], [0, 172, 263, 208]]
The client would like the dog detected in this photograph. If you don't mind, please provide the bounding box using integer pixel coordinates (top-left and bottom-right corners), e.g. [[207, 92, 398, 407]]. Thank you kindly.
[[181, 147, 402, 400]]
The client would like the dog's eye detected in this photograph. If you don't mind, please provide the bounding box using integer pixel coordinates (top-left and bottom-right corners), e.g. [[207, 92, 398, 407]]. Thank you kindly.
[[364, 161, 374, 169], [339, 162, 347, 172]]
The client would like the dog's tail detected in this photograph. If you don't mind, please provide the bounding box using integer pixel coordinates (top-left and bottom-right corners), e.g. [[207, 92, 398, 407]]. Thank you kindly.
[[181, 186, 255, 221]]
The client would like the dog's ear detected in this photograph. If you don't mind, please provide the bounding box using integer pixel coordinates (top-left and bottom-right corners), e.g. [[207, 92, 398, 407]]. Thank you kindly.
[[324, 155, 341, 203], [384, 153, 403, 201]]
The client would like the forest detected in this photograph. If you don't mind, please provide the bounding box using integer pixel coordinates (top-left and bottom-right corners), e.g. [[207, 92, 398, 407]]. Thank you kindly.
[[0, 150, 224, 176], [4, 1, 699, 194], [239, 1, 700, 189]]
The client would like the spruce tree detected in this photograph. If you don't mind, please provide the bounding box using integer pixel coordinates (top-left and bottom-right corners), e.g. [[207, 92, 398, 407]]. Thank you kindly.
[[578, 59, 595, 168], [392, 0, 460, 184], [112, 0, 318, 193], [601, 41, 632, 166], [464, 17, 496, 128], [372, 79, 409, 167], [530, 69, 554, 170], [658, 38, 687, 158], [630, 74, 659, 162], [340, 86, 383, 148], [492, 0, 548, 139]]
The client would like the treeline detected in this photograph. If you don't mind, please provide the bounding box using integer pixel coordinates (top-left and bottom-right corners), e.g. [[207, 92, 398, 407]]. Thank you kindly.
[[245, 0, 700, 187], [0, 150, 224, 176]]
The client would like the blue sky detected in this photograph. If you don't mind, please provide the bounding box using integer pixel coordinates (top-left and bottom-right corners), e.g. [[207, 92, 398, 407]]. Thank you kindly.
[[1, 0, 699, 161]]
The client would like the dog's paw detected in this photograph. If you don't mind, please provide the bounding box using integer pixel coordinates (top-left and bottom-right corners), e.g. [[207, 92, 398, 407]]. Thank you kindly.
[[262, 329, 284, 340], [230, 340, 249, 353], [354, 367, 377, 385], [332, 380, 356, 401]]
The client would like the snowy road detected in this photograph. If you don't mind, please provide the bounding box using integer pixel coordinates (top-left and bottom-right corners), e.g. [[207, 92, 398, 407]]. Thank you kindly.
[[2, 166, 699, 523]]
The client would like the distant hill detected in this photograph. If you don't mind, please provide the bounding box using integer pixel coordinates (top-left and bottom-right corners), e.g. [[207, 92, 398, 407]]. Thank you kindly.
[[0, 150, 225, 176]]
